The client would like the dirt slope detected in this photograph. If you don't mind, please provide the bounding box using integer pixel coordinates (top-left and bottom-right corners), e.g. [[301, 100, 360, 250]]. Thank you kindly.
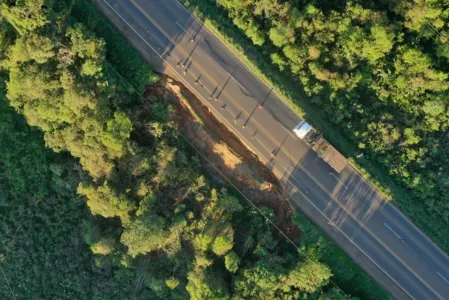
[[144, 76, 299, 242]]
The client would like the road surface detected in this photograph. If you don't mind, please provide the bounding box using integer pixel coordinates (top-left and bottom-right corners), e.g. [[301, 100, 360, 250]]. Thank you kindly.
[[92, 0, 449, 298]]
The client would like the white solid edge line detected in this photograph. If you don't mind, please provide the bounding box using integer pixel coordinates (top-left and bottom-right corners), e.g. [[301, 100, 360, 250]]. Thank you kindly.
[[145, 1, 447, 297], [274, 171, 416, 300], [437, 272, 449, 285], [175, 21, 194, 40], [282, 152, 440, 298], [160, 3, 444, 297], [171, 0, 297, 116], [171, 0, 449, 266], [350, 163, 449, 263], [329, 172, 349, 190], [101, 2, 422, 299], [384, 223, 403, 240]]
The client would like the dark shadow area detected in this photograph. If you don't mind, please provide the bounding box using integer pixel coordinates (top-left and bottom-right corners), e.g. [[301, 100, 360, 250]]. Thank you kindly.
[[337, 170, 386, 223], [202, 36, 234, 71], [215, 67, 236, 100], [263, 92, 300, 130], [295, 148, 382, 225]]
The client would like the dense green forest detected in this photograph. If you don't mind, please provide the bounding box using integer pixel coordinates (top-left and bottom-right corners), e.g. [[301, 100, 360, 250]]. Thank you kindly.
[[0, 94, 137, 298], [0, 0, 387, 299], [183, 0, 449, 251]]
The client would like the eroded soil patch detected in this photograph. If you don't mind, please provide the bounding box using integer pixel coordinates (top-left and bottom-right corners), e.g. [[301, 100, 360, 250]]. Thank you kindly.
[[144, 76, 299, 242]]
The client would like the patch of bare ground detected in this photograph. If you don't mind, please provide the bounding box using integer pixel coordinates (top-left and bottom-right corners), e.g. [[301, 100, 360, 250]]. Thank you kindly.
[[144, 75, 300, 243]]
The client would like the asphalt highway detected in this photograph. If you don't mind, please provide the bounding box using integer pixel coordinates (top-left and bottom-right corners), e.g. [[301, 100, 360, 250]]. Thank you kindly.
[[93, 0, 449, 298]]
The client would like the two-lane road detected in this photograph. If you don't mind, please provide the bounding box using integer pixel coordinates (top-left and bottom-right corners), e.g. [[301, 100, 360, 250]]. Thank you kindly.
[[92, 0, 449, 298]]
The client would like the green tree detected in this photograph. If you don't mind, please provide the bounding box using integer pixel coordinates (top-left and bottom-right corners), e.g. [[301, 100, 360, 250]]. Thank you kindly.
[[77, 182, 136, 223], [212, 235, 234, 256], [224, 251, 240, 273], [284, 261, 332, 293], [319, 288, 348, 300], [91, 238, 116, 255], [186, 269, 228, 300], [121, 213, 169, 257], [1, 0, 49, 35], [9, 33, 55, 64], [101, 111, 133, 156], [269, 25, 293, 47], [166, 277, 180, 289], [234, 262, 280, 298]]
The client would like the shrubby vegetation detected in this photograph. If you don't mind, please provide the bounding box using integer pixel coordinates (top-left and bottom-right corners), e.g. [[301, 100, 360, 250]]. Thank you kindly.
[[0, 97, 136, 298], [184, 0, 449, 252], [0, 0, 387, 299]]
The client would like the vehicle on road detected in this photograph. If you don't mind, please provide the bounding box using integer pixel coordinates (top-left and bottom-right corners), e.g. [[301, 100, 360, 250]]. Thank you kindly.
[[293, 121, 347, 173]]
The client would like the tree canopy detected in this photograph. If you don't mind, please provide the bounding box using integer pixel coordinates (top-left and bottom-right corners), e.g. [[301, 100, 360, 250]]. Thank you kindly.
[[187, 0, 449, 254], [0, 0, 388, 299]]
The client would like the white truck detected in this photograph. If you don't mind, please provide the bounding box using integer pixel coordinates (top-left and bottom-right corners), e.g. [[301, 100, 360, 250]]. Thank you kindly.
[[293, 121, 347, 173]]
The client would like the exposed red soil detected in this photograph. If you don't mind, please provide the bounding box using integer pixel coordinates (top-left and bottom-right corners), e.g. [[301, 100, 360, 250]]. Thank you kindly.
[[143, 76, 300, 243]]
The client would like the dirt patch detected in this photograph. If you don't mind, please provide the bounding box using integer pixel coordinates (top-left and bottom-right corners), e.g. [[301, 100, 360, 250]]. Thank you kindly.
[[144, 75, 300, 243]]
